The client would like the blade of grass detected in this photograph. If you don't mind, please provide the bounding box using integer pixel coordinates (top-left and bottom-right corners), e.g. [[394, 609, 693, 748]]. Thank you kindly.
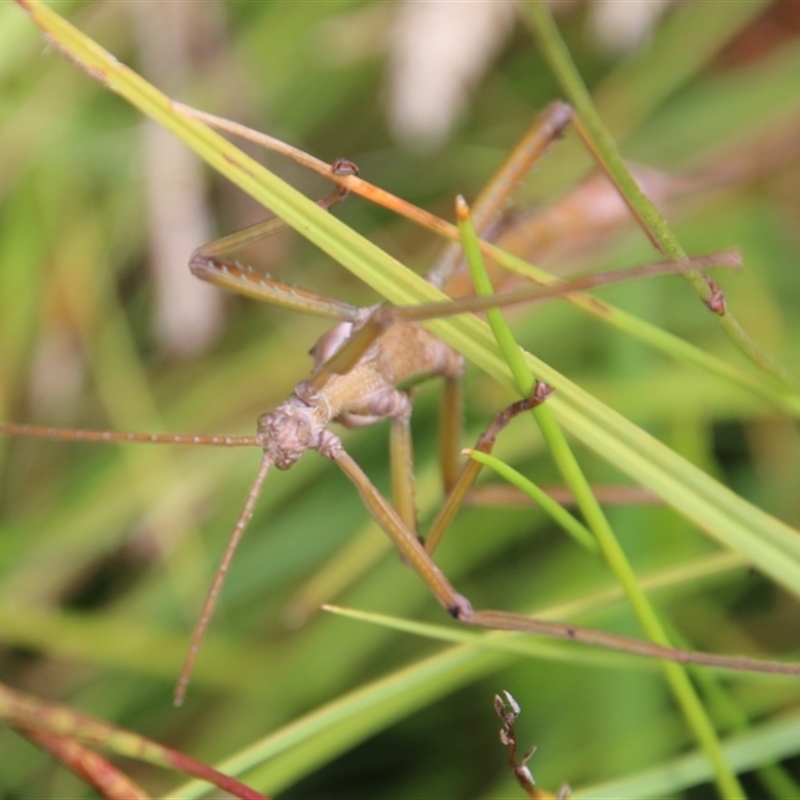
[[14, 727, 152, 800], [665, 622, 800, 799], [321, 604, 653, 671], [464, 448, 595, 550], [522, 0, 795, 389], [573, 708, 800, 800], [456, 196, 745, 799], [0, 681, 266, 799], [169, 547, 783, 799]]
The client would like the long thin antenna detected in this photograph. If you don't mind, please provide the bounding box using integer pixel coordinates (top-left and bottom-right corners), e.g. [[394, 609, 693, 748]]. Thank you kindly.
[[0, 423, 259, 448], [174, 453, 273, 707]]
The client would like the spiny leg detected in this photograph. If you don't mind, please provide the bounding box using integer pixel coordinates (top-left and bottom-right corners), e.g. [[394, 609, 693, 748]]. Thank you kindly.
[[332, 444, 800, 678], [167, 137, 559, 696], [189, 159, 361, 320], [425, 381, 553, 555], [174, 101, 573, 279], [177, 104, 582, 550]]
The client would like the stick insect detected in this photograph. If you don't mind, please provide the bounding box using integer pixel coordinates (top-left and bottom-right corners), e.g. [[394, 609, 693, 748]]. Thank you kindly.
[[2, 92, 798, 709]]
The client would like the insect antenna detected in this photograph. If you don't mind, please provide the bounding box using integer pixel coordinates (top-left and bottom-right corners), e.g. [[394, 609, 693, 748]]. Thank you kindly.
[[174, 453, 273, 707], [0, 423, 260, 448], [0, 421, 269, 706]]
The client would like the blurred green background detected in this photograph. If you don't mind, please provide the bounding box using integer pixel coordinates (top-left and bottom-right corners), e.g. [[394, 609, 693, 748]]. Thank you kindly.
[[1, 1, 800, 797]]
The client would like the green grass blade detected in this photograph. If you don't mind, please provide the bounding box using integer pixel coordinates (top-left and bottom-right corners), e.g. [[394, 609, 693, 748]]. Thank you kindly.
[[522, 0, 794, 388], [456, 194, 745, 798]]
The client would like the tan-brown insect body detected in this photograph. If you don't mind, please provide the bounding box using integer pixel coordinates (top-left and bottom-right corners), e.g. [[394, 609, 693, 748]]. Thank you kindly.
[[258, 318, 464, 469]]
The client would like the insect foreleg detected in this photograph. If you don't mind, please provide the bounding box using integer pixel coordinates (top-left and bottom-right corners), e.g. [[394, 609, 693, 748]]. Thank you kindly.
[[424, 382, 554, 556]]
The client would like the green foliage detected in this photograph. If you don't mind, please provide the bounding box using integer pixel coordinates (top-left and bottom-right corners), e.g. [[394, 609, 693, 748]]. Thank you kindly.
[[2, 1, 800, 798]]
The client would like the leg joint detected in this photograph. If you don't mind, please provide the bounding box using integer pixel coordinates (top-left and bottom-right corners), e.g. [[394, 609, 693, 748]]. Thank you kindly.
[[447, 593, 473, 620]]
